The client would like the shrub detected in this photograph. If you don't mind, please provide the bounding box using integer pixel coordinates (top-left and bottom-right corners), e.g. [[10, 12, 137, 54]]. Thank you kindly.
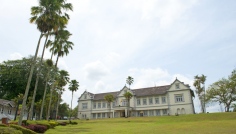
[[10, 124, 36, 134], [22, 120, 29, 126], [0, 127, 22, 134], [24, 124, 47, 133], [70, 121, 78, 125], [0, 123, 8, 127], [36, 122, 50, 129], [48, 121, 58, 128], [58, 122, 67, 126]]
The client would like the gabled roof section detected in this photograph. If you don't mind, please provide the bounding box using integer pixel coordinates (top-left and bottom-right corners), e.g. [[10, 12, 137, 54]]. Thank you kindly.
[[170, 78, 190, 88], [132, 85, 170, 97], [0, 99, 16, 107]]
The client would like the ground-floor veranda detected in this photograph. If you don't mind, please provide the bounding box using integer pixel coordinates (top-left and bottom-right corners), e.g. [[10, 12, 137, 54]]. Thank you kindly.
[[81, 108, 170, 119]]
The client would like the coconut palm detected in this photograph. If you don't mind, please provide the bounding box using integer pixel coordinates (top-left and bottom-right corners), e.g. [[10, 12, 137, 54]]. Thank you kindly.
[[104, 94, 115, 118], [126, 76, 134, 90], [123, 91, 133, 117], [68, 80, 79, 121]]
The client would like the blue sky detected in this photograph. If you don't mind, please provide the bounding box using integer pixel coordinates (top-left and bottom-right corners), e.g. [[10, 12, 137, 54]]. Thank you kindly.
[[0, 0, 236, 113]]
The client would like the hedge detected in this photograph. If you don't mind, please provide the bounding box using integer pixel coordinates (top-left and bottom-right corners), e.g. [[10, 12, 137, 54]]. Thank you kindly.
[[9, 124, 36, 134], [0, 127, 23, 134]]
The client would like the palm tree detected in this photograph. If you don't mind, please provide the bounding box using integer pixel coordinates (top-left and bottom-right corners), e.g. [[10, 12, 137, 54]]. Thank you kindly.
[[193, 74, 207, 113], [125, 76, 134, 117], [19, 0, 73, 125], [39, 59, 54, 120], [50, 29, 74, 67], [126, 76, 134, 90], [104, 94, 114, 118], [68, 80, 79, 121], [55, 70, 70, 120], [123, 91, 133, 117]]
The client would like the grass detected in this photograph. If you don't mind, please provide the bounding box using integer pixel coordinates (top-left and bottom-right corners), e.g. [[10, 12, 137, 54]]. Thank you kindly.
[[45, 112, 236, 134]]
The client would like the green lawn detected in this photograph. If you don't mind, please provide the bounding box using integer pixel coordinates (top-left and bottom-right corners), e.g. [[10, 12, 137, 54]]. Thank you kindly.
[[46, 113, 236, 134]]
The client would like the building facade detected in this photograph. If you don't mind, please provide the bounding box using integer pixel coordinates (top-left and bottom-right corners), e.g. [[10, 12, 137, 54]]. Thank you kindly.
[[0, 99, 16, 120], [78, 79, 195, 119]]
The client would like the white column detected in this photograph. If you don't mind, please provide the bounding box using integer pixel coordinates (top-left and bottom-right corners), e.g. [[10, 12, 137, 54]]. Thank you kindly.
[[125, 109, 127, 117], [113, 111, 114, 118]]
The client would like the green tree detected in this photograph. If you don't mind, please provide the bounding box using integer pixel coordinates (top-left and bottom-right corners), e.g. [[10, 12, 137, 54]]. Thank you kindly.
[[39, 59, 54, 120], [126, 76, 134, 90], [123, 91, 133, 117], [68, 80, 79, 121], [104, 94, 114, 118], [58, 103, 70, 119], [55, 70, 70, 120], [193, 74, 207, 113], [206, 70, 236, 112], [19, 0, 73, 125]]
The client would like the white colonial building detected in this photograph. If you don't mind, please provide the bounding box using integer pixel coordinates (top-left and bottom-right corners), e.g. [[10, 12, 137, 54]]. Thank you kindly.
[[77, 79, 195, 119], [0, 99, 16, 120]]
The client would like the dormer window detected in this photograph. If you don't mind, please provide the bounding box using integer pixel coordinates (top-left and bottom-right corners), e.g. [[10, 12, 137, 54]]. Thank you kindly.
[[175, 83, 180, 89]]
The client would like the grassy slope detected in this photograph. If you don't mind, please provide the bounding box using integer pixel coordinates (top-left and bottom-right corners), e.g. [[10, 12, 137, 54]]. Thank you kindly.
[[46, 113, 236, 134]]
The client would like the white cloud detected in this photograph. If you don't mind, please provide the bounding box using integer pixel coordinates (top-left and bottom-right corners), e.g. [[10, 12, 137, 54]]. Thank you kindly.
[[10, 53, 23, 60], [83, 61, 110, 81]]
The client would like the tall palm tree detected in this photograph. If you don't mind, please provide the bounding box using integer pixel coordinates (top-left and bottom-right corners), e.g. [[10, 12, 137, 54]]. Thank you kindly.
[[126, 76, 134, 90], [123, 91, 133, 117], [68, 80, 79, 121], [55, 70, 70, 120], [51, 29, 74, 67], [193, 74, 207, 113], [19, 0, 73, 125], [125, 76, 134, 117], [39, 59, 54, 120], [104, 94, 114, 118]]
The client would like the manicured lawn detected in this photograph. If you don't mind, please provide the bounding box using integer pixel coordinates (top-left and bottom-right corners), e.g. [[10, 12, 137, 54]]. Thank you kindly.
[[46, 113, 236, 134]]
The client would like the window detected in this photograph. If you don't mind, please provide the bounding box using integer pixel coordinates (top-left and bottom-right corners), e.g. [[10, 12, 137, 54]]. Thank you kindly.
[[149, 110, 154, 116], [155, 98, 159, 104], [82, 114, 87, 118], [162, 97, 166, 104], [93, 103, 96, 109], [107, 103, 110, 108], [82, 103, 87, 109], [137, 99, 141, 105], [84, 94, 87, 99], [0, 107, 3, 114], [163, 109, 167, 115], [156, 110, 160, 116], [98, 103, 101, 108], [175, 83, 180, 89], [93, 113, 96, 118], [102, 113, 105, 118], [8, 109, 11, 115], [149, 98, 153, 105], [97, 113, 101, 118], [122, 99, 127, 106], [143, 99, 147, 105], [102, 102, 106, 108], [144, 111, 148, 116], [181, 108, 185, 114], [175, 95, 184, 102]]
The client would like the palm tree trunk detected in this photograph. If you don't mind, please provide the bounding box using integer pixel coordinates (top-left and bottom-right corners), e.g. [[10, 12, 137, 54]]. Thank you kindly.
[[29, 32, 49, 120], [55, 91, 61, 120], [55, 55, 59, 67], [40, 73, 48, 120], [46, 52, 55, 120], [18, 33, 43, 125], [70, 91, 73, 122]]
